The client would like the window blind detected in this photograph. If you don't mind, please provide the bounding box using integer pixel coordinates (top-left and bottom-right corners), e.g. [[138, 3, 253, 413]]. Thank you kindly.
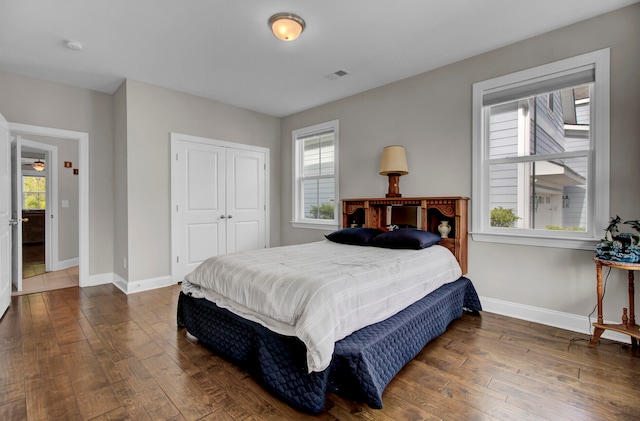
[[483, 68, 594, 107]]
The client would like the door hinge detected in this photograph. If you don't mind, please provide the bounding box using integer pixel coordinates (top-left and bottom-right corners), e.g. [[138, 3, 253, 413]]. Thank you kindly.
[[177, 256, 180, 263], [176, 153, 179, 160]]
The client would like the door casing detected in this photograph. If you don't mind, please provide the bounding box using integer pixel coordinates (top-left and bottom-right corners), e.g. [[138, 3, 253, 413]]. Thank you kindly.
[[9, 123, 89, 286]]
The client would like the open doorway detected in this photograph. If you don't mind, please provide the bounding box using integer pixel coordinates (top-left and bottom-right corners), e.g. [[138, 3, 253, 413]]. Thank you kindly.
[[9, 123, 88, 293], [11, 136, 80, 294], [21, 149, 51, 280]]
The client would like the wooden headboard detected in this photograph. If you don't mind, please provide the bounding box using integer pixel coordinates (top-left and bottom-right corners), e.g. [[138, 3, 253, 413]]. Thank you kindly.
[[341, 197, 469, 274]]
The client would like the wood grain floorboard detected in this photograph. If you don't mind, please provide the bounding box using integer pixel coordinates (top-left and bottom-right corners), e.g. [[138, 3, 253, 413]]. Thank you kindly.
[[39, 353, 83, 420], [24, 376, 47, 421], [0, 398, 28, 421], [0, 283, 639, 420], [110, 378, 153, 420], [59, 340, 122, 419], [114, 355, 182, 420]]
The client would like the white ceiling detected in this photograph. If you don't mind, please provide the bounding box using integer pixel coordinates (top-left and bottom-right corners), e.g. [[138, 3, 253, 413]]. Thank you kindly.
[[0, 0, 637, 117]]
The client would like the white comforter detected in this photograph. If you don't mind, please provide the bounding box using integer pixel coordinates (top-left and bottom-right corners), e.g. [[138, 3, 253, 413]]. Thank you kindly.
[[183, 240, 461, 372]]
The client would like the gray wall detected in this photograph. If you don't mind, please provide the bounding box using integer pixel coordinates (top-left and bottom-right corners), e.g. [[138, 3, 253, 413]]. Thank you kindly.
[[280, 5, 640, 321], [0, 70, 115, 276], [122, 80, 281, 283]]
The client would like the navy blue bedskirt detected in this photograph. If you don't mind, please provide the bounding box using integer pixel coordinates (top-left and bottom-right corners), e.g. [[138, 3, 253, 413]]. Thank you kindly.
[[177, 276, 481, 413]]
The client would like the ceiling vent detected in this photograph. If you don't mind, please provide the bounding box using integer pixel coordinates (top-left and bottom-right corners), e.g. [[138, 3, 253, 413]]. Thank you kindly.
[[325, 69, 349, 81]]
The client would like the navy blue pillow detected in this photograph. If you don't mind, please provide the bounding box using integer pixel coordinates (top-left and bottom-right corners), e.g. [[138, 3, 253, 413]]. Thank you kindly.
[[371, 228, 441, 249], [325, 228, 385, 246]]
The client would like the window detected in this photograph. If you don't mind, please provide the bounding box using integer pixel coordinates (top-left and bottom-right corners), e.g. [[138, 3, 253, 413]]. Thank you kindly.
[[292, 120, 339, 229], [472, 49, 609, 249], [23, 176, 46, 210]]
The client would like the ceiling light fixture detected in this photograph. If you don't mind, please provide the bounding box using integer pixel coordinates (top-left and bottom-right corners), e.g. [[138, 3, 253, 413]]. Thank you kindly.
[[65, 40, 83, 51], [32, 159, 46, 172], [268, 13, 305, 41]]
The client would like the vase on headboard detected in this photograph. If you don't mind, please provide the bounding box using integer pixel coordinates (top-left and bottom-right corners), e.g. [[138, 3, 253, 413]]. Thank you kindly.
[[438, 221, 451, 238]]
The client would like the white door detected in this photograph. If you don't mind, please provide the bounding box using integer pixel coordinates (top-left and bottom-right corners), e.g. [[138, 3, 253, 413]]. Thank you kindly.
[[172, 140, 227, 281], [226, 148, 266, 253], [10, 136, 23, 291], [0, 113, 12, 317], [533, 194, 555, 229], [171, 134, 268, 283]]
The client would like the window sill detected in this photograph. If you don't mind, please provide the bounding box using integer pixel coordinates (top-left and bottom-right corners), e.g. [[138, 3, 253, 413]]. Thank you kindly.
[[470, 231, 599, 250], [291, 221, 338, 231]]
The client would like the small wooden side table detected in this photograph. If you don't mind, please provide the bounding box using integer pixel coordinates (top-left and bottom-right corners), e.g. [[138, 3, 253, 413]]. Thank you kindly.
[[589, 258, 640, 348]]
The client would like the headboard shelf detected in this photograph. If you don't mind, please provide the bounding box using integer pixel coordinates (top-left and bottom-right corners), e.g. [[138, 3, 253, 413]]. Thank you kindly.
[[342, 196, 469, 274]]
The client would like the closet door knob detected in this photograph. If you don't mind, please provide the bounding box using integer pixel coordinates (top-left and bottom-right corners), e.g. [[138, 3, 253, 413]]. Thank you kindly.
[[220, 215, 226, 219], [227, 215, 233, 219]]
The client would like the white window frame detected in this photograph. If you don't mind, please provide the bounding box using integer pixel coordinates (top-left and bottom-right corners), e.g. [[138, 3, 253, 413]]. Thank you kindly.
[[471, 49, 610, 250], [291, 120, 340, 230]]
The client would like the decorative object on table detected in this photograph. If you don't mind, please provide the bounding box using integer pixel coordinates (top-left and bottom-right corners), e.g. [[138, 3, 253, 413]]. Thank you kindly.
[[379, 145, 409, 198], [438, 220, 451, 238], [594, 215, 640, 262]]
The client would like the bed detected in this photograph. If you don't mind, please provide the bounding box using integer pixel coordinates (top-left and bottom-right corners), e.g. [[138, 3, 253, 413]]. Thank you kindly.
[[177, 220, 481, 413]]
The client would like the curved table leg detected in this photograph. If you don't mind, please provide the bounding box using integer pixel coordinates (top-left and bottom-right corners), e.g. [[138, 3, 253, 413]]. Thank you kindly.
[[589, 326, 605, 346]]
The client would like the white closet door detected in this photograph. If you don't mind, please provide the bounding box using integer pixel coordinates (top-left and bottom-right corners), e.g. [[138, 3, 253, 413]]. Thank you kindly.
[[171, 133, 268, 283], [226, 148, 266, 253], [173, 140, 226, 281]]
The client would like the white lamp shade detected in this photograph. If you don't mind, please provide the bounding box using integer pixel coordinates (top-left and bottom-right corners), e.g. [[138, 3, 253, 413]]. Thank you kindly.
[[379, 146, 409, 175]]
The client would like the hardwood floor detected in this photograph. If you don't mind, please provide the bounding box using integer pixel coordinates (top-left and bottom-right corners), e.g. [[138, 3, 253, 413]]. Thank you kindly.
[[0, 284, 638, 420]]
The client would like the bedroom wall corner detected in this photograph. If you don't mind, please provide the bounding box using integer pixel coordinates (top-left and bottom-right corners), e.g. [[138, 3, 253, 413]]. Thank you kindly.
[[113, 80, 129, 282], [123, 80, 281, 286]]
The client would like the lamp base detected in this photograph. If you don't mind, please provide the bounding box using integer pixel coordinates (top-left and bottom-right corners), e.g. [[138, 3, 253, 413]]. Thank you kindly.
[[386, 174, 402, 198]]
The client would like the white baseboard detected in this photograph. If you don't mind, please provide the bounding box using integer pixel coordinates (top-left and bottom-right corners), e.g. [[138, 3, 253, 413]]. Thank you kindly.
[[85, 272, 114, 287], [479, 296, 631, 344], [84, 272, 176, 294], [112, 273, 128, 294], [57, 257, 79, 271], [114, 274, 175, 295]]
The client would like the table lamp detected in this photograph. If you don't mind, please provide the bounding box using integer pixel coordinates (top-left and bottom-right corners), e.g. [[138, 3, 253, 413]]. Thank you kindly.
[[379, 145, 409, 197]]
